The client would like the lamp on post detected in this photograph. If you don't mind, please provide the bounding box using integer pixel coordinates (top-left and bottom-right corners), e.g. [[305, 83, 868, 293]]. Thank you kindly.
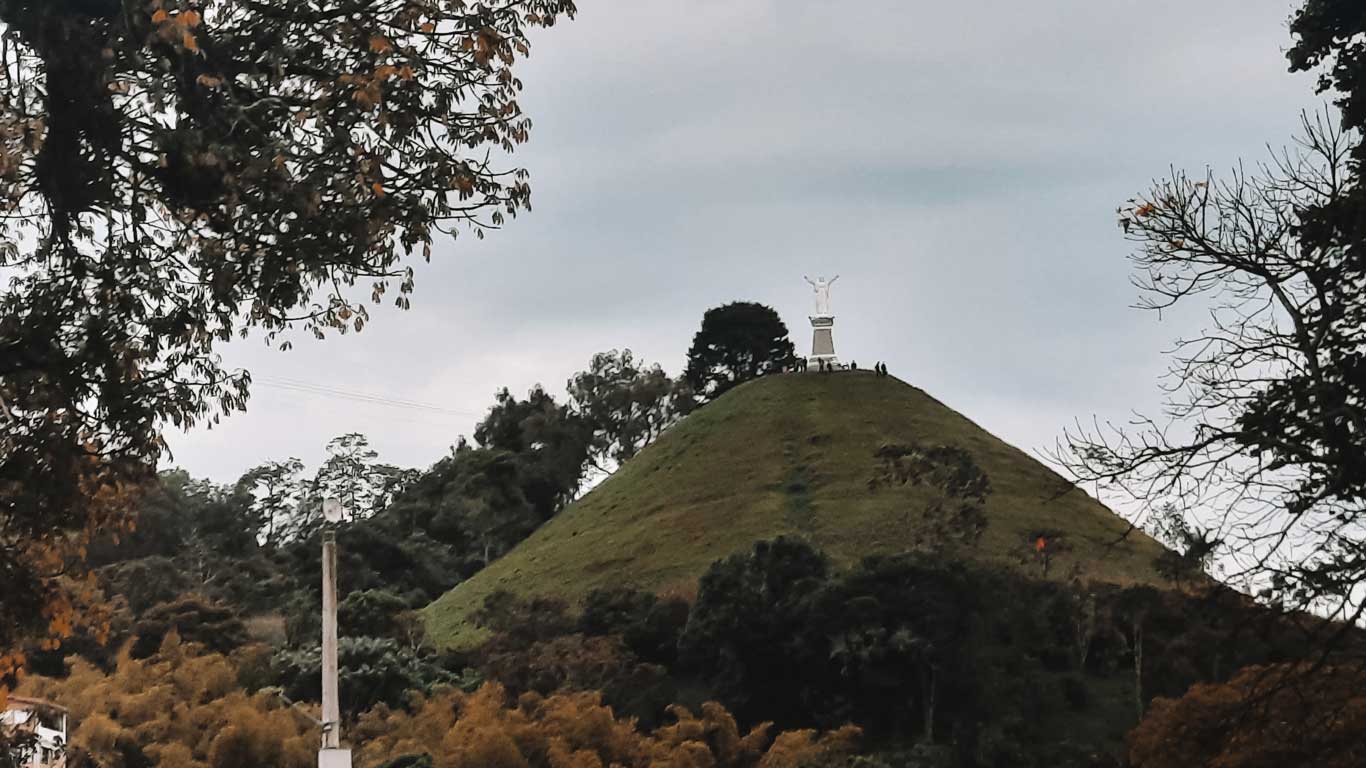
[[319, 498, 352, 768]]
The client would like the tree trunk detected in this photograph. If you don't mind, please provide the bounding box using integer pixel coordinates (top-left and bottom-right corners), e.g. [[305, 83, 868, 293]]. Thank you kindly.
[[1076, 595, 1096, 671], [1134, 620, 1145, 722], [923, 666, 937, 743]]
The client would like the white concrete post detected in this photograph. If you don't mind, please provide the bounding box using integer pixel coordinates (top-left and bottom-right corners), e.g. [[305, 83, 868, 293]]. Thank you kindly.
[[319, 524, 352, 768]]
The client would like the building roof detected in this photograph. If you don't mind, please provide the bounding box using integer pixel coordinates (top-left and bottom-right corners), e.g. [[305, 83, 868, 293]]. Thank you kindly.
[[4, 696, 68, 715]]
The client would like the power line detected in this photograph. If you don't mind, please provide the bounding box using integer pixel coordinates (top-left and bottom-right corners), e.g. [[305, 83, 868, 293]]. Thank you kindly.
[[256, 378, 477, 417], [253, 376, 482, 418]]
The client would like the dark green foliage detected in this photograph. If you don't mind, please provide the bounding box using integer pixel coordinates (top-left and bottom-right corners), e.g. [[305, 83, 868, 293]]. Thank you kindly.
[[667, 538, 1343, 766], [88, 471, 259, 566], [286, 521, 463, 605], [86, 471, 288, 616], [96, 556, 192, 615], [567, 349, 695, 470], [680, 542, 988, 742], [340, 590, 413, 641], [814, 556, 978, 740], [1289, 2, 1366, 259], [678, 537, 833, 725], [272, 637, 453, 716], [130, 595, 249, 659], [472, 385, 592, 520], [232, 644, 277, 695], [580, 586, 689, 666], [474, 590, 578, 645], [387, 447, 541, 567], [684, 302, 798, 401], [472, 590, 679, 726], [281, 524, 462, 648]]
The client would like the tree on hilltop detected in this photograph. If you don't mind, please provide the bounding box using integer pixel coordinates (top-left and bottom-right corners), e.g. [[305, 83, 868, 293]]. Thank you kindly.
[[475, 385, 592, 519], [684, 302, 797, 401], [568, 349, 695, 473]]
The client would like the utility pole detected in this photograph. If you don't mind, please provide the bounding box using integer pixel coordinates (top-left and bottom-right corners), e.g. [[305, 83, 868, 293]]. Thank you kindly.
[[319, 499, 351, 768]]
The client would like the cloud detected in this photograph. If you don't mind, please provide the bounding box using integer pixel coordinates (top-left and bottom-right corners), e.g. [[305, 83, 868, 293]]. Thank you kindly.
[[168, 0, 1320, 484]]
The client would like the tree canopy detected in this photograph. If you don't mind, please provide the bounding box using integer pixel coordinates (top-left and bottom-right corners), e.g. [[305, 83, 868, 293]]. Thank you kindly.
[[567, 349, 694, 472], [684, 302, 797, 401], [0, 0, 574, 652], [1060, 111, 1366, 622], [1129, 663, 1366, 768], [1289, 1, 1366, 266]]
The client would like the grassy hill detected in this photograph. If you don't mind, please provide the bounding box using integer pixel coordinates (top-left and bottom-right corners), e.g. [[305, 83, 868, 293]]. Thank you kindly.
[[424, 371, 1168, 649]]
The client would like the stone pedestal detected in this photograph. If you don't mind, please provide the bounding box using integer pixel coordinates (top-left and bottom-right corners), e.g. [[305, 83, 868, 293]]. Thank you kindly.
[[319, 748, 352, 768], [808, 314, 838, 367]]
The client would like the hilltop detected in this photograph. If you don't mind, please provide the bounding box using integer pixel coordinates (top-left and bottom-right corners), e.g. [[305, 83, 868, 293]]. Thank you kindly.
[[424, 371, 1168, 649]]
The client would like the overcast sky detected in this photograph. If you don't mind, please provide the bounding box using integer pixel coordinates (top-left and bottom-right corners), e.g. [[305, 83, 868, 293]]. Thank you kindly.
[[167, 0, 1322, 485]]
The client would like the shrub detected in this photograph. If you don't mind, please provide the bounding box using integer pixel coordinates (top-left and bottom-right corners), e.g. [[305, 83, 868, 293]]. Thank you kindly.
[[272, 637, 453, 715]]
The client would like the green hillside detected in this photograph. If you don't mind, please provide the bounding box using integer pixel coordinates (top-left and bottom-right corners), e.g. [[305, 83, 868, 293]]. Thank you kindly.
[[424, 371, 1168, 649]]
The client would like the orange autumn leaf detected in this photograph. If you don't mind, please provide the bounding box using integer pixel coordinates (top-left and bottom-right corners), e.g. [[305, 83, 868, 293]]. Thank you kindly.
[[151, 8, 170, 24], [420, 22, 436, 33], [1035, 537, 1047, 552], [369, 35, 393, 54], [372, 182, 386, 197], [179, 10, 202, 28], [182, 31, 199, 52]]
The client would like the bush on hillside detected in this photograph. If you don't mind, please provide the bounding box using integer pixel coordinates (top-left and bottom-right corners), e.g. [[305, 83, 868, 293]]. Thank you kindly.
[[472, 590, 677, 724], [473, 590, 577, 645], [96, 557, 193, 615], [272, 637, 453, 716], [580, 585, 690, 665], [130, 595, 249, 659], [340, 589, 414, 641], [678, 537, 834, 725]]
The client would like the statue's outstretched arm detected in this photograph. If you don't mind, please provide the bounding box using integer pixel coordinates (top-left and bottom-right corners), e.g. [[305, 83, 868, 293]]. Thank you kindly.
[[830, 275, 840, 285], [804, 276, 815, 287]]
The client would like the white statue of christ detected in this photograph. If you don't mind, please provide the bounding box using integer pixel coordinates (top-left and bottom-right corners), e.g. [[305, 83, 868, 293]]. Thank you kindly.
[[804, 275, 839, 316]]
